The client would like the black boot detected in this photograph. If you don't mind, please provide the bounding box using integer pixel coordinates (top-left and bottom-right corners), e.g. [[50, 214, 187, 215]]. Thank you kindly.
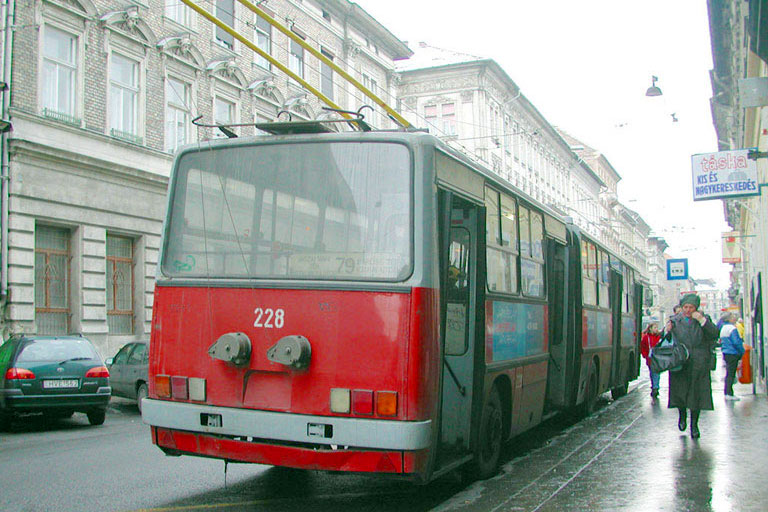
[[678, 408, 687, 432], [690, 410, 700, 439]]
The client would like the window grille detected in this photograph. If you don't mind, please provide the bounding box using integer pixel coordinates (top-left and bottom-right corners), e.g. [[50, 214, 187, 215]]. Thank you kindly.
[[35, 226, 70, 334], [107, 235, 134, 334]]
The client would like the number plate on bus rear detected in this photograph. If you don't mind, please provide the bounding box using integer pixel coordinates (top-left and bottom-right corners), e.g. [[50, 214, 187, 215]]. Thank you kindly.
[[307, 423, 333, 438], [43, 379, 79, 389], [200, 413, 222, 428]]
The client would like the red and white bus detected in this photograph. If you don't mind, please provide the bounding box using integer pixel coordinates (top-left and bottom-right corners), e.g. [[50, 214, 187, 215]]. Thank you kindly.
[[142, 122, 642, 482]]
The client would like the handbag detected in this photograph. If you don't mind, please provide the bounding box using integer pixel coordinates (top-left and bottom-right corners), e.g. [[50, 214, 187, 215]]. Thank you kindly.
[[650, 335, 689, 373]]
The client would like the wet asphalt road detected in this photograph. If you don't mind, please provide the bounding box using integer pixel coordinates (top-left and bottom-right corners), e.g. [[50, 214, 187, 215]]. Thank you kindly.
[[1, 363, 765, 511]]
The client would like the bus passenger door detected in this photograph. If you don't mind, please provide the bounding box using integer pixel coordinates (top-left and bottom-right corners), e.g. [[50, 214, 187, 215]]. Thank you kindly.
[[545, 238, 572, 408], [609, 270, 623, 387], [437, 194, 478, 467]]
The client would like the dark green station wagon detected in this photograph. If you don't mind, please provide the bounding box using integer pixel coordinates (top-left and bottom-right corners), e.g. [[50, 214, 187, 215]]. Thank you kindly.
[[0, 334, 111, 427]]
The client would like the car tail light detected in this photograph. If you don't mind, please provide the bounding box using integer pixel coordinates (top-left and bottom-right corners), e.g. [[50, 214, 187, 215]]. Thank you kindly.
[[376, 391, 397, 416], [5, 367, 35, 380], [171, 376, 189, 400], [155, 375, 171, 398], [85, 366, 110, 378], [352, 390, 373, 415], [330, 388, 350, 413]]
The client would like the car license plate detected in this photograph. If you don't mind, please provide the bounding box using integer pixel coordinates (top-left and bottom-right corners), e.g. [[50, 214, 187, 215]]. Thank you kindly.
[[43, 379, 79, 389]]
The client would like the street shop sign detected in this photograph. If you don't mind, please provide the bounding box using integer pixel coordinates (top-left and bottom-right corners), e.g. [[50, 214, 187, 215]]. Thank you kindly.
[[722, 231, 742, 264], [690, 149, 759, 201]]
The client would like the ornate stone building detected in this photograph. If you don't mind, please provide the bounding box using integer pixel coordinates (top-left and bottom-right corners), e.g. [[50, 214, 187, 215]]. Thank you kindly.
[[397, 44, 651, 281]]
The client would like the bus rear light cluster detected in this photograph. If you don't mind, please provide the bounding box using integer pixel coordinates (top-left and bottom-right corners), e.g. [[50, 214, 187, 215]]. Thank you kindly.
[[155, 375, 206, 401], [171, 376, 188, 400], [330, 388, 397, 417]]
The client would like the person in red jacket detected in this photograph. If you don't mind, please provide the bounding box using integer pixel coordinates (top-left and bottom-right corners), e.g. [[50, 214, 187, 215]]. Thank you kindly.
[[641, 322, 662, 399]]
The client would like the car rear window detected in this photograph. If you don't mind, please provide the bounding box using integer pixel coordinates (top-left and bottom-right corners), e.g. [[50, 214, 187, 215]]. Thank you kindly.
[[16, 338, 99, 362]]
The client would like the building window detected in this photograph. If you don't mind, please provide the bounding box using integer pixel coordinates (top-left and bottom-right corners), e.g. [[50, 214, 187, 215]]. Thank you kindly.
[[35, 226, 70, 334], [109, 53, 139, 141], [213, 96, 235, 138], [42, 26, 77, 121], [107, 235, 134, 334], [165, 77, 190, 152], [216, 0, 235, 49], [425, 102, 456, 136], [362, 73, 378, 95], [254, 15, 272, 70], [320, 49, 334, 101], [289, 39, 304, 79], [165, 0, 191, 26]]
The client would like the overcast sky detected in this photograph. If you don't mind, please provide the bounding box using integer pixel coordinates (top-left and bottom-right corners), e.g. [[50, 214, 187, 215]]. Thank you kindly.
[[354, 0, 731, 287]]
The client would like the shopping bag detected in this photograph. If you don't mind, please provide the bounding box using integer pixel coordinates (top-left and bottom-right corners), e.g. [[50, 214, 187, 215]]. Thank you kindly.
[[649, 336, 689, 373]]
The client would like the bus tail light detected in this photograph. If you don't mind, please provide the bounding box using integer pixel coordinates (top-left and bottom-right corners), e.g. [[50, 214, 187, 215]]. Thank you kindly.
[[189, 378, 206, 402], [171, 376, 189, 400], [5, 367, 35, 380], [155, 375, 171, 398], [156, 427, 177, 449], [352, 390, 373, 415], [330, 388, 350, 413], [376, 391, 397, 416]]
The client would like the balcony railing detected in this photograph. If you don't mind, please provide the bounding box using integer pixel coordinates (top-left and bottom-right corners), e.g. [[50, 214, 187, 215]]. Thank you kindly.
[[110, 128, 143, 145], [41, 108, 81, 127]]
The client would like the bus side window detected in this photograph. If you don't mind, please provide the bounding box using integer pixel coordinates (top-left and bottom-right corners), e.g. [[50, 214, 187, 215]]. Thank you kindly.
[[521, 209, 545, 297], [484, 187, 517, 294], [446, 227, 470, 355], [582, 240, 597, 305], [598, 250, 610, 308]]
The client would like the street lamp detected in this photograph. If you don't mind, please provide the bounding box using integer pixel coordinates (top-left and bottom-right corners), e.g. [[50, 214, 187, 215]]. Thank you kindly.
[[645, 76, 662, 97]]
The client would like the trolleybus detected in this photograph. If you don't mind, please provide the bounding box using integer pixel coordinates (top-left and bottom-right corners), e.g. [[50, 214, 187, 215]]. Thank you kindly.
[[142, 121, 642, 482]]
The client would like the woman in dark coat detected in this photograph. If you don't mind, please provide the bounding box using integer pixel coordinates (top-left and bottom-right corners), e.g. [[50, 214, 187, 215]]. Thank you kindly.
[[666, 293, 719, 438]]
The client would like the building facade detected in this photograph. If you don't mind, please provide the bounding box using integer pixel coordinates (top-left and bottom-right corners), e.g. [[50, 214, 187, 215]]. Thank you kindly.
[[0, 0, 410, 357], [708, 0, 768, 392], [396, 45, 652, 280]]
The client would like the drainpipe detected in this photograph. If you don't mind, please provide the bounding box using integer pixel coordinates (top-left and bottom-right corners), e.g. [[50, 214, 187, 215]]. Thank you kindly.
[[1, 0, 14, 315]]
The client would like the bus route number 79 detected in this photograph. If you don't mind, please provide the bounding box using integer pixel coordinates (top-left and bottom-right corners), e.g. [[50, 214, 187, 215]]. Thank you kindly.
[[254, 308, 285, 328]]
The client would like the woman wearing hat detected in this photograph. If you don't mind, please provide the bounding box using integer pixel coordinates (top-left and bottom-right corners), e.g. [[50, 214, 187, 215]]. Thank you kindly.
[[665, 293, 719, 438]]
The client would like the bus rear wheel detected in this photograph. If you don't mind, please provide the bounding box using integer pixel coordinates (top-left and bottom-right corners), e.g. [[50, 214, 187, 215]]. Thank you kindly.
[[581, 362, 598, 417], [611, 355, 632, 399], [471, 387, 503, 479]]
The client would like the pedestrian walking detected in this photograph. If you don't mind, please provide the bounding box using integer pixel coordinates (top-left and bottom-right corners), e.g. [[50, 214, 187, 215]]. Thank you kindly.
[[641, 322, 662, 398], [719, 313, 745, 401], [665, 294, 719, 439]]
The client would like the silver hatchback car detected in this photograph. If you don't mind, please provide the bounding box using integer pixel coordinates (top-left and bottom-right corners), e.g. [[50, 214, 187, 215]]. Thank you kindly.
[[106, 341, 148, 411]]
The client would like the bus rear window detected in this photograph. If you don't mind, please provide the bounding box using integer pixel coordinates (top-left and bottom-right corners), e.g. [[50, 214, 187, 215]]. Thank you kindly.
[[163, 142, 412, 281]]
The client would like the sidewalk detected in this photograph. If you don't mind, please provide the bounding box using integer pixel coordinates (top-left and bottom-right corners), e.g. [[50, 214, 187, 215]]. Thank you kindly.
[[436, 355, 768, 512]]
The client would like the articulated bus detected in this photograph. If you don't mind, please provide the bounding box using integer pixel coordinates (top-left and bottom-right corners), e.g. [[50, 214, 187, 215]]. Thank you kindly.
[[142, 123, 642, 482]]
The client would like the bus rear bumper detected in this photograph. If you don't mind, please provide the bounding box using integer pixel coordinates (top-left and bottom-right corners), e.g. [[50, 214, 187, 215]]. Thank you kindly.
[[151, 426, 429, 475], [142, 398, 432, 451]]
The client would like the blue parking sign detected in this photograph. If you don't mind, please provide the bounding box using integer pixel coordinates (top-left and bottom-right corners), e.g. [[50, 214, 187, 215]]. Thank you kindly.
[[667, 259, 688, 280]]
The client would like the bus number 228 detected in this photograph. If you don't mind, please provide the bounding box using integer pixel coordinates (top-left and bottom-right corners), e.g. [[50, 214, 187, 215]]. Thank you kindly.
[[254, 308, 285, 328]]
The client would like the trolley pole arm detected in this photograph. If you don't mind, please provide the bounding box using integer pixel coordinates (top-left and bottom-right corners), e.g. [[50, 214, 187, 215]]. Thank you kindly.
[[179, 0, 354, 122], [234, 0, 413, 130]]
